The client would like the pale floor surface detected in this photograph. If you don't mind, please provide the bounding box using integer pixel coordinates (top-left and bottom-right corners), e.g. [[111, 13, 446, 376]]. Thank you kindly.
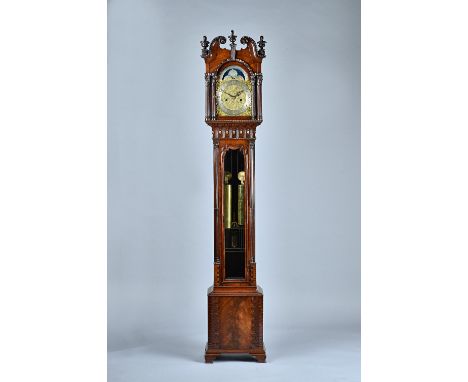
[[108, 327, 360, 382]]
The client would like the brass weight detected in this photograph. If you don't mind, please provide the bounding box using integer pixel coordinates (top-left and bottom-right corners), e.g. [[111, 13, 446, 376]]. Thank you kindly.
[[224, 171, 232, 229], [237, 171, 245, 225]]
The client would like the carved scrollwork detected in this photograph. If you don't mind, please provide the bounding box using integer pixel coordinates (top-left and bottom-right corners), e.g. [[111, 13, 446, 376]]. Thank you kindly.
[[240, 36, 266, 60], [209, 36, 227, 51], [201, 33, 266, 61], [240, 36, 259, 51], [201, 35, 228, 59]]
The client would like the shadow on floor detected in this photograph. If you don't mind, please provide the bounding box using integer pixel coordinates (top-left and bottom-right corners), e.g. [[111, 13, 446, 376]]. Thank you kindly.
[[143, 333, 205, 363], [267, 324, 361, 361]]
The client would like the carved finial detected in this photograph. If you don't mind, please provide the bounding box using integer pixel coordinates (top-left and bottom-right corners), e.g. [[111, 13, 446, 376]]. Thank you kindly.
[[229, 30, 237, 44], [200, 36, 209, 58], [229, 30, 237, 59], [258, 36, 266, 58]]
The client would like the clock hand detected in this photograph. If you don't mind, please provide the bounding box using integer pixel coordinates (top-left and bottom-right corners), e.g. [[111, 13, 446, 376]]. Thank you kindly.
[[225, 92, 236, 98]]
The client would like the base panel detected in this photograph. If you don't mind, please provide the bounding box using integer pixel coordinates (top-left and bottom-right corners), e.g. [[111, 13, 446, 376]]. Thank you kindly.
[[206, 284, 265, 363]]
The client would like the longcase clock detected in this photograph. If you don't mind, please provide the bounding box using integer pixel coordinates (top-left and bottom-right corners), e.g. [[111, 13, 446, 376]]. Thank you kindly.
[[200, 30, 267, 363]]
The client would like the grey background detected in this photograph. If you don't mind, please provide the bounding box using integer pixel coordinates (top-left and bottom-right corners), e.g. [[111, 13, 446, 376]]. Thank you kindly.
[[108, 0, 360, 380]]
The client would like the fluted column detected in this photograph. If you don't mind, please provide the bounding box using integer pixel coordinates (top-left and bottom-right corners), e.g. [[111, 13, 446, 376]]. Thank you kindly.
[[210, 73, 216, 120], [256, 74, 263, 121], [249, 140, 256, 268], [213, 136, 221, 285], [251, 74, 257, 120], [213, 138, 220, 263], [204, 73, 210, 120]]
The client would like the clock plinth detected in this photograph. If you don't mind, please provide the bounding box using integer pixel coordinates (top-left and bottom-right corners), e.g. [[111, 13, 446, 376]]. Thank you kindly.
[[205, 285, 266, 363], [201, 31, 267, 363]]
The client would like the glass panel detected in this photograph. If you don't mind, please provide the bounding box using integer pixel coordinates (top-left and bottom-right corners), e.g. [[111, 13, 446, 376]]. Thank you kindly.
[[224, 149, 245, 279]]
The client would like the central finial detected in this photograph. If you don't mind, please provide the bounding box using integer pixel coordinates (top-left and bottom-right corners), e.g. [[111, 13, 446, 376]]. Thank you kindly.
[[229, 30, 237, 59], [229, 30, 237, 44]]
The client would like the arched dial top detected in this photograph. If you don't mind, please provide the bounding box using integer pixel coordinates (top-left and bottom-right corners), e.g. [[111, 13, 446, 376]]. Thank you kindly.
[[201, 31, 265, 125], [216, 65, 252, 117]]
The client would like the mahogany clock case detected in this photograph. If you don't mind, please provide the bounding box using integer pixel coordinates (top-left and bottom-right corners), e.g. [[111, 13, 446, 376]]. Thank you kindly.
[[201, 31, 267, 363], [108, 1, 360, 378]]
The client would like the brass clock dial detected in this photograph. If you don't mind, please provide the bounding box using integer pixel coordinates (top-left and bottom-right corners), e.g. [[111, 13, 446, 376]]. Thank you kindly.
[[216, 66, 252, 116]]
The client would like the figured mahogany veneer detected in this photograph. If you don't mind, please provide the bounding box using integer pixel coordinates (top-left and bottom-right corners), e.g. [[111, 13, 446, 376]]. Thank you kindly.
[[205, 286, 265, 363], [201, 31, 267, 363]]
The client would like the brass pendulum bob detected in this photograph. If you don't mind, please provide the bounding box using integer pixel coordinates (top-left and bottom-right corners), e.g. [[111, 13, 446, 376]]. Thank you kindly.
[[237, 171, 245, 225], [224, 171, 232, 229]]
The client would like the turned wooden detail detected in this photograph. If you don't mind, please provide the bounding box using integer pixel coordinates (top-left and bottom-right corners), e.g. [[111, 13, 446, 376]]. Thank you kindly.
[[212, 127, 256, 140], [202, 31, 266, 364]]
